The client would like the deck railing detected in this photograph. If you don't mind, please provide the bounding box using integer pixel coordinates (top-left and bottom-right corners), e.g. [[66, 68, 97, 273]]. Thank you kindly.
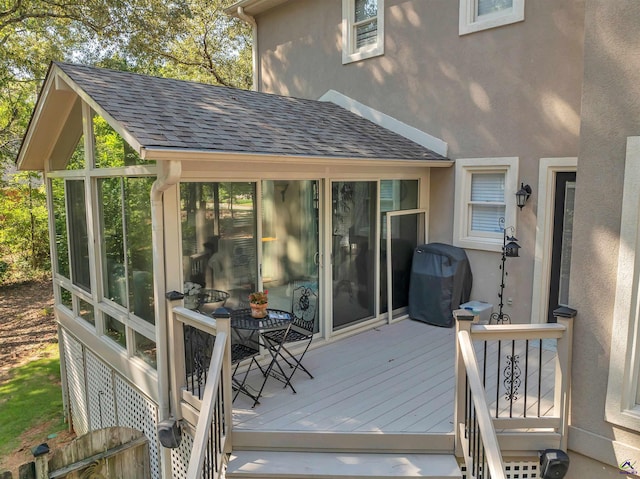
[[458, 328, 506, 479], [170, 306, 233, 479], [454, 309, 574, 476]]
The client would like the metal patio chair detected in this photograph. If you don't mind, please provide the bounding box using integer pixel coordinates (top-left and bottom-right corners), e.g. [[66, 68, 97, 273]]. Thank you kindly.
[[262, 285, 317, 384], [230, 342, 260, 405]]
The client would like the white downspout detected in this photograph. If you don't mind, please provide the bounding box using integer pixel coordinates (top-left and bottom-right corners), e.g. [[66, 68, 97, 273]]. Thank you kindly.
[[150, 159, 181, 479], [236, 6, 259, 91]]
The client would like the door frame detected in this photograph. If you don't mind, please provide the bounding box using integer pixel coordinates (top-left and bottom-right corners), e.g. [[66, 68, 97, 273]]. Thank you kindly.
[[531, 157, 577, 324], [385, 209, 428, 324]]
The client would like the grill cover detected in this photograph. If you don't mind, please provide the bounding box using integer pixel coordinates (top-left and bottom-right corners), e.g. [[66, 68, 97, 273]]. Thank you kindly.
[[408, 243, 472, 327]]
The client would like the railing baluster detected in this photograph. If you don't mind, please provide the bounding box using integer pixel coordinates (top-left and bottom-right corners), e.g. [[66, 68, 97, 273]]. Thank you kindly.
[[538, 338, 543, 417], [483, 341, 488, 387], [509, 339, 515, 418], [524, 339, 529, 417], [496, 340, 502, 418]]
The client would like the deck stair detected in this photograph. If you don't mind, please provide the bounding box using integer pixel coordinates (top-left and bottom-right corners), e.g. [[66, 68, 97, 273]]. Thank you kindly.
[[226, 450, 462, 478]]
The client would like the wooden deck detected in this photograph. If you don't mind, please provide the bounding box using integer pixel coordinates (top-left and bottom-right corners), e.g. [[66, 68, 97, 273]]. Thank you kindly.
[[232, 318, 557, 436]]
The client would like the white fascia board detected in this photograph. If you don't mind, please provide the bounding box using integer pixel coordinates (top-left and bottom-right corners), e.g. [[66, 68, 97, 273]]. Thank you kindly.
[[142, 147, 453, 167], [319, 90, 448, 157]]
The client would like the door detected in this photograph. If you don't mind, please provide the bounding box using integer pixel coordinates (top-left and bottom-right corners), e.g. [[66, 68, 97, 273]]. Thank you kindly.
[[331, 181, 377, 330], [547, 172, 576, 322], [261, 180, 320, 332]]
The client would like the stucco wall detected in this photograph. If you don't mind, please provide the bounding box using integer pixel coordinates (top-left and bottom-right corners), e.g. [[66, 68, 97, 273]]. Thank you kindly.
[[567, 1, 640, 476], [253, 0, 584, 322]]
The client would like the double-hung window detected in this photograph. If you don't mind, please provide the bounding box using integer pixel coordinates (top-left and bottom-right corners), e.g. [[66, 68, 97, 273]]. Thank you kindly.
[[459, 0, 525, 35], [454, 157, 518, 252], [342, 0, 384, 64]]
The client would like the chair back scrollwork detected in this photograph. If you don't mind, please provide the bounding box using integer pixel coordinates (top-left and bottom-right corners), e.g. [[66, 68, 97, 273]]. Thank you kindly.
[[292, 286, 317, 331]]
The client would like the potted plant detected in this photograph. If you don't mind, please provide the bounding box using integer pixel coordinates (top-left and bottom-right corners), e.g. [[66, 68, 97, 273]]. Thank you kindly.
[[183, 281, 202, 309], [249, 290, 268, 318]]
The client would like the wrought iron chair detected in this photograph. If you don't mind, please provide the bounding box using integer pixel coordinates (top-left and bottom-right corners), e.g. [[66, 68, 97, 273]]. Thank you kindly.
[[230, 342, 260, 406], [262, 285, 317, 385]]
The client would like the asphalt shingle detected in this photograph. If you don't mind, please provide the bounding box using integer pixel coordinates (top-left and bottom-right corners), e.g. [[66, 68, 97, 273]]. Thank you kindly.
[[56, 62, 446, 162]]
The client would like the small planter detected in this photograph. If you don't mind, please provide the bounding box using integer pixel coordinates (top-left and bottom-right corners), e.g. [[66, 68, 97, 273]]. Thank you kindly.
[[250, 302, 268, 318], [184, 295, 199, 310]]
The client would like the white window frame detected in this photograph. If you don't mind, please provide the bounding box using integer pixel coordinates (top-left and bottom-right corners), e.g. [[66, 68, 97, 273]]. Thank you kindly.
[[606, 137, 640, 432], [459, 0, 525, 36], [342, 0, 385, 64], [453, 157, 518, 252]]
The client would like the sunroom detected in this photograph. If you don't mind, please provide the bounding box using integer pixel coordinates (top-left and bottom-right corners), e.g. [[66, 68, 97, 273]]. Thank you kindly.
[[17, 62, 577, 479], [17, 60, 450, 411]]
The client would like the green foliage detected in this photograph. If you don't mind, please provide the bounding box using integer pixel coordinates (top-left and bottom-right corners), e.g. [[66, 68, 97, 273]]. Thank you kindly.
[[0, 344, 66, 457], [0, 0, 251, 282], [0, 171, 50, 282]]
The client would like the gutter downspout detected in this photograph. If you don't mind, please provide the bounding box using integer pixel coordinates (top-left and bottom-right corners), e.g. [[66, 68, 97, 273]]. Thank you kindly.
[[150, 159, 181, 479], [236, 7, 259, 91]]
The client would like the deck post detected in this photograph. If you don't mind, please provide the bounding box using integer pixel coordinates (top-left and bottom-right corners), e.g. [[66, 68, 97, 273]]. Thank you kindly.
[[166, 294, 186, 421], [553, 307, 576, 452], [213, 308, 234, 454], [453, 308, 475, 457]]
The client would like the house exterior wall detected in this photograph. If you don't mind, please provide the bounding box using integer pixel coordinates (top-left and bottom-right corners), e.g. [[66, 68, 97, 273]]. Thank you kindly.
[[252, 0, 585, 322], [567, 1, 640, 477]]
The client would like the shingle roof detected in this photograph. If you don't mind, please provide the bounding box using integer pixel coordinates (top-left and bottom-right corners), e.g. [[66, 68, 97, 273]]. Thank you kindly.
[[55, 62, 446, 162]]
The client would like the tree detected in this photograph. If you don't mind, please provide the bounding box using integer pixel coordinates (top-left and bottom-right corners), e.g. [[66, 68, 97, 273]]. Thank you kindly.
[[0, 0, 252, 281]]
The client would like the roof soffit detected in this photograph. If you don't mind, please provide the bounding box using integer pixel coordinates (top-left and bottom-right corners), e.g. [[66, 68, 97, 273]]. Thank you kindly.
[[16, 67, 79, 171], [17, 64, 147, 171]]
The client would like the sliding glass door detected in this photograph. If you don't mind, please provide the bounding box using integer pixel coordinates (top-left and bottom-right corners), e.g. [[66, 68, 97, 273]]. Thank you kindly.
[[261, 180, 320, 332], [332, 181, 377, 330]]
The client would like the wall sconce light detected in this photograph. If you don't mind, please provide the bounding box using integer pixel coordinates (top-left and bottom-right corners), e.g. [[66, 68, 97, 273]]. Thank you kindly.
[[516, 183, 532, 210]]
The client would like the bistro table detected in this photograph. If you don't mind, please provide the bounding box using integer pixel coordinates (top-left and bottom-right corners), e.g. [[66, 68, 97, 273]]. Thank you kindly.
[[230, 308, 294, 407]]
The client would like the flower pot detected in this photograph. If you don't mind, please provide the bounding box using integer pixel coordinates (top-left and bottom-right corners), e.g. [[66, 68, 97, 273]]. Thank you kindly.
[[250, 302, 268, 318]]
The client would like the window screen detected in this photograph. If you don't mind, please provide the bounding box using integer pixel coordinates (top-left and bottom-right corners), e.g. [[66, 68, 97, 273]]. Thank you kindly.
[[470, 172, 505, 233], [478, 0, 513, 16]]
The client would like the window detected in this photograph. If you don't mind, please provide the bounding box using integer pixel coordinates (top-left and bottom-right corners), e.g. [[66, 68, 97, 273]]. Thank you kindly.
[[180, 182, 257, 311], [454, 157, 518, 252], [66, 180, 91, 292], [342, 0, 384, 64], [93, 114, 154, 168], [606, 137, 640, 431], [98, 177, 155, 325], [51, 178, 70, 279], [459, 0, 525, 35]]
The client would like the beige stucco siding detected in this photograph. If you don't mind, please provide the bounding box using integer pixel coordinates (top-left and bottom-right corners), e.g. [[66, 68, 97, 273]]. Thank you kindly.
[[253, 0, 584, 322], [568, 1, 640, 476]]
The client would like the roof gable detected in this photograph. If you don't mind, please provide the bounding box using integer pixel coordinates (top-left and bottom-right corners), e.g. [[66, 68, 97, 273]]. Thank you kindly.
[[18, 62, 449, 170]]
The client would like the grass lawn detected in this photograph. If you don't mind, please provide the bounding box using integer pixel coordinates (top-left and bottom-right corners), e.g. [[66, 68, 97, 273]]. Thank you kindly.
[[0, 344, 67, 459]]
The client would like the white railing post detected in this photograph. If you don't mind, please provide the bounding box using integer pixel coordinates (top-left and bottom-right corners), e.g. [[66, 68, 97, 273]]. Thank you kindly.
[[454, 308, 475, 457], [212, 308, 234, 454], [166, 294, 187, 419], [554, 309, 575, 451]]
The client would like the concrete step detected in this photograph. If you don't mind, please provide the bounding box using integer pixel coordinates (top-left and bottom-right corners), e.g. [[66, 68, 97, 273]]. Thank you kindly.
[[226, 450, 462, 478]]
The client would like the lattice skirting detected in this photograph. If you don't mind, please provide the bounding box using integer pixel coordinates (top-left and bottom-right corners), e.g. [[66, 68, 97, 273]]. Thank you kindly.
[[170, 425, 196, 479], [460, 459, 540, 478], [60, 328, 162, 479]]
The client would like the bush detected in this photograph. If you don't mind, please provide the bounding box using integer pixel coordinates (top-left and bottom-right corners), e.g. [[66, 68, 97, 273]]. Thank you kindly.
[[0, 260, 8, 282]]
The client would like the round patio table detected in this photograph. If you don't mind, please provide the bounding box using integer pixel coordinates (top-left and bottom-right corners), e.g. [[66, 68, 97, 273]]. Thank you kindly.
[[230, 308, 294, 406]]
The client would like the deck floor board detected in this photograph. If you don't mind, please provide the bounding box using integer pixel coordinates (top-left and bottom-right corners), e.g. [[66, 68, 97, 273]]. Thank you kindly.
[[232, 319, 557, 435]]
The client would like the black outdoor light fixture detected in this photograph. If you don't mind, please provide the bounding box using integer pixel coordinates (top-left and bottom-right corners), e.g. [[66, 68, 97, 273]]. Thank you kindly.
[[490, 218, 521, 324], [516, 183, 532, 210]]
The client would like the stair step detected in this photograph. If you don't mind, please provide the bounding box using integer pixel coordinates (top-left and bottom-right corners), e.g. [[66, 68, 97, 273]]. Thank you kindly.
[[226, 451, 462, 478]]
